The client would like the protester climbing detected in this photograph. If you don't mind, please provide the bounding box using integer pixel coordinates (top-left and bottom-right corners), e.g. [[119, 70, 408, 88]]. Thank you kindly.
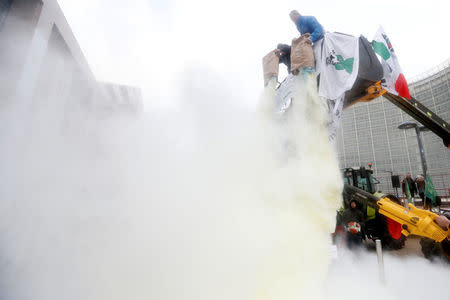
[[289, 10, 324, 44]]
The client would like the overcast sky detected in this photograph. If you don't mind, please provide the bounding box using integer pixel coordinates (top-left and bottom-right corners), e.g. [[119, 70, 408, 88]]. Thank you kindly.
[[57, 0, 449, 106]]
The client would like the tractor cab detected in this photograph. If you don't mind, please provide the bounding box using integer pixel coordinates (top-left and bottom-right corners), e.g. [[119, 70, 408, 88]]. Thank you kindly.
[[343, 167, 377, 194]]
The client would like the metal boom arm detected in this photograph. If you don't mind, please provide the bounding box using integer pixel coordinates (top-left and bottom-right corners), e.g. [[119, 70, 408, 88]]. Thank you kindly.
[[383, 92, 450, 148]]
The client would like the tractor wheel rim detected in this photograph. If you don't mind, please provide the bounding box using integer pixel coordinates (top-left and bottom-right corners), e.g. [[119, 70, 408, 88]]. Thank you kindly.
[[387, 218, 402, 240]]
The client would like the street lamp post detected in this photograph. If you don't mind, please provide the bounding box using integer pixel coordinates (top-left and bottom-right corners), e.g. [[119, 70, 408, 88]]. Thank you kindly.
[[414, 125, 428, 176], [398, 121, 430, 207], [398, 121, 429, 176]]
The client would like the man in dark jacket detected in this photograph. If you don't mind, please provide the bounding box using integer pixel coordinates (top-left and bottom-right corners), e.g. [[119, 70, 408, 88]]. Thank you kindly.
[[401, 173, 417, 198], [341, 200, 365, 249], [289, 10, 324, 43]]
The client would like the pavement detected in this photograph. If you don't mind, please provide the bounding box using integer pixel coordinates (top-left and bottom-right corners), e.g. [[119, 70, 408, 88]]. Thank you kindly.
[[363, 236, 424, 258], [388, 236, 424, 258]]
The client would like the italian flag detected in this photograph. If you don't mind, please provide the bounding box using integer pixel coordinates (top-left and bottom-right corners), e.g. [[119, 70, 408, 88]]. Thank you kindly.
[[372, 26, 410, 99]]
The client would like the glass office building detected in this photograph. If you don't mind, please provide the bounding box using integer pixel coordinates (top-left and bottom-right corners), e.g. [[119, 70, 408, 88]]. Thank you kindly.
[[336, 59, 450, 194]]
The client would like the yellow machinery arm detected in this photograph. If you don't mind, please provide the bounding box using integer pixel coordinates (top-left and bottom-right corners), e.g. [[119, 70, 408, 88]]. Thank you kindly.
[[347, 82, 450, 148], [377, 197, 449, 242]]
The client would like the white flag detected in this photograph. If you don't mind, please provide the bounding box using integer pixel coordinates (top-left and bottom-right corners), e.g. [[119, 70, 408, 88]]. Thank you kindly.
[[314, 32, 360, 101]]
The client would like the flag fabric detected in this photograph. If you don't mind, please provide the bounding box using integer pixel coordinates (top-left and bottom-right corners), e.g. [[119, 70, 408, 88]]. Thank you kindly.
[[313, 32, 359, 143], [372, 26, 411, 99], [405, 179, 413, 204], [314, 32, 360, 101], [425, 174, 437, 206]]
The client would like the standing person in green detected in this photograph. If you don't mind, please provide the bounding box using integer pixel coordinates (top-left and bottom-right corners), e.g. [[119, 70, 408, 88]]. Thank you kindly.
[[401, 173, 417, 199], [289, 10, 324, 43]]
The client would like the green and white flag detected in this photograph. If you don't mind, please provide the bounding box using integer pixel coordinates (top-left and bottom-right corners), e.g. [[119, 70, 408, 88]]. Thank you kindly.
[[314, 32, 359, 143], [425, 174, 437, 206], [314, 32, 360, 101]]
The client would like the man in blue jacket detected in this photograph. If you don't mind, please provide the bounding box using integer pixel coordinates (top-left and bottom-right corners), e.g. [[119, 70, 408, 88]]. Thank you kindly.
[[289, 10, 324, 43]]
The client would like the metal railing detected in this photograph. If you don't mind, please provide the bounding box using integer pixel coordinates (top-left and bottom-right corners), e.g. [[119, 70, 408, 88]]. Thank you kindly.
[[374, 173, 450, 200]]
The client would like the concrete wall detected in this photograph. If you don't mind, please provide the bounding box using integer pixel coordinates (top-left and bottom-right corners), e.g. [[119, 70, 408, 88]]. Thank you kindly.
[[0, 0, 142, 120], [0, 0, 44, 106]]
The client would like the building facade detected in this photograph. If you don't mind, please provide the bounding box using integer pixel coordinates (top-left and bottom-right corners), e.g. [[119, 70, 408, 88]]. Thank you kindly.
[[336, 59, 450, 196], [0, 0, 142, 118]]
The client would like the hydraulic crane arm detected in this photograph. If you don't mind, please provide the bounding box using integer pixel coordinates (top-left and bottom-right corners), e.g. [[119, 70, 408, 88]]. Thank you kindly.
[[348, 81, 450, 148], [383, 92, 450, 148]]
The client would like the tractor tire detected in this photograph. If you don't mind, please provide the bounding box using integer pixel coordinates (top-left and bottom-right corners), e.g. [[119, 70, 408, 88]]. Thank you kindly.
[[420, 238, 450, 263], [379, 194, 406, 250]]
